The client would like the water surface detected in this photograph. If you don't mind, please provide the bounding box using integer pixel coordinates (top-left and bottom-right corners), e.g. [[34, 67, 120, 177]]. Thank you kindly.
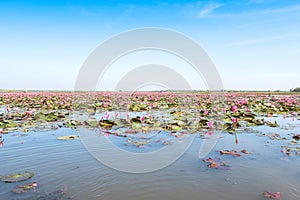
[[0, 117, 299, 200]]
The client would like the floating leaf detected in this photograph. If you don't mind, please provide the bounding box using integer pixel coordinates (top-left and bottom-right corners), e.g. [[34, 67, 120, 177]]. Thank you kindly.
[[84, 118, 99, 127], [131, 122, 142, 130], [171, 125, 181, 131], [289, 140, 298, 145], [266, 121, 279, 127], [268, 133, 282, 140], [241, 149, 252, 154], [263, 191, 281, 199], [12, 182, 37, 193], [203, 157, 230, 170], [254, 119, 265, 125], [125, 129, 139, 134], [0, 171, 34, 183], [99, 120, 115, 128], [217, 150, 242, 157], [292, 134, 300, 141], [125, 139, 150, 148], [57, 135, 79, 140], [142, 126, 149, 133]]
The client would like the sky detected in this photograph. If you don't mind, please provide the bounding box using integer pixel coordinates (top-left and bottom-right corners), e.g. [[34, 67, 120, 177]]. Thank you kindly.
[[0, 0, 299, 91]]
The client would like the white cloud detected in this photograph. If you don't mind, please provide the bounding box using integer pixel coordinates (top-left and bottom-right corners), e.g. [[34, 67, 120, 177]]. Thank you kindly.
[[189, 2, 300, 19], [199, 2, 223, 17], [259, 4, 300, 14], [229, 33, 299, 46]]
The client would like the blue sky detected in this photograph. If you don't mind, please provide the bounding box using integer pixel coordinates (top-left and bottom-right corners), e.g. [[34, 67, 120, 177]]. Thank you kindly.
[[0, 0, 299, 91]]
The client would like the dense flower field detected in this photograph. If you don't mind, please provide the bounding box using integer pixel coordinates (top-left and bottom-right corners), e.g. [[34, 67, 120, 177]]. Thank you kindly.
[[0, 91, 299, 133]]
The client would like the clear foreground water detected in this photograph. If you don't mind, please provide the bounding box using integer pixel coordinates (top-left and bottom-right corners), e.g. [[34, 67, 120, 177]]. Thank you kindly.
[[0, 117, 299, 200]]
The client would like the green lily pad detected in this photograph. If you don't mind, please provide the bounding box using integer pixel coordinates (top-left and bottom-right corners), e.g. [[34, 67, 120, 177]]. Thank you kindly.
[[63, 120, 78, 128], [0, 171, 34, 183], [9, 122, 19, 128], [253, 119, 264, 125], [12, 182, 37, 193], [99, 120, 115, 128], [132, 122, 142, 129], [171, 125, 181, 131], [266, 121, 279, 127], [292, 134, 300, 141], [84, 118, 99, 127]]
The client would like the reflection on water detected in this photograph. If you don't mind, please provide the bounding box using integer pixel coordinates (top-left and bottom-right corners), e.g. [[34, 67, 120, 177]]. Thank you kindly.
[[0, 117, 299, 200]]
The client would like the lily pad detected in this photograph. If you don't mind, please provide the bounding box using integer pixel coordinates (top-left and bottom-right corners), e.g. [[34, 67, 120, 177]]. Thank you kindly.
[[292, 134, 300, 141], [12, 182, 37, 193], [125, 139, 150, 147], [84, 118, 99, 127], [124, 129, 139, 134], [266, 121, 279, 127], [99, 120, 115, 128], [131, 122, 142, 129], [253, 119, 265, 125], [0, 171, 34, 183], [217, 150, 242, 157], [241, 149, 252, 154], [267, 133, 283, 140], [203, 157, 230, 170], [57, 135, 79, 140], [263, 191, 281, 199]]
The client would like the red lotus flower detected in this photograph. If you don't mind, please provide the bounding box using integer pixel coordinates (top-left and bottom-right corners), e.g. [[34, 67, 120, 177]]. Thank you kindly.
[[263, 191, 281, 199]]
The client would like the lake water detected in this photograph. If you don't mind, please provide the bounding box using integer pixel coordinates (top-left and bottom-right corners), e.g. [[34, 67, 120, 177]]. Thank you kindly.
[[0, 116, 299, 200]]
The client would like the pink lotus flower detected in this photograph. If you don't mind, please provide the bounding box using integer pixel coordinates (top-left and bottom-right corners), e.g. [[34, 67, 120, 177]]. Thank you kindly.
[[205, 131, 213, 136], [207, 121, 214, 128], [141, 116, 145, 122], [232, 105, 238, 112], [32, 182, 38, 192], [146, 113, 152, 119], [104, 132, 110, 137], [231, 117, 238, 123], [291, 112, 297, 118], [104, 111, 110, 119], [26, 109, 35, 116], [0, 132, 3, 147]]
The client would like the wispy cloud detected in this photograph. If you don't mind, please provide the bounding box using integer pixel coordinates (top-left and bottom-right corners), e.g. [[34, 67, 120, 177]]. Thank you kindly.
[[187, 2, 300, 19], [199, 2, 223, 17], [258, 4, 300, 15], [247, 0, 281, 5], [229, 33, 299, 46], [181, 1, 224, 18]]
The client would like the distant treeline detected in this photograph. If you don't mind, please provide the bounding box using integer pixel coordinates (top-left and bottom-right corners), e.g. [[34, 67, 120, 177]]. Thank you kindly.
[[290, 87, 300, 92]]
